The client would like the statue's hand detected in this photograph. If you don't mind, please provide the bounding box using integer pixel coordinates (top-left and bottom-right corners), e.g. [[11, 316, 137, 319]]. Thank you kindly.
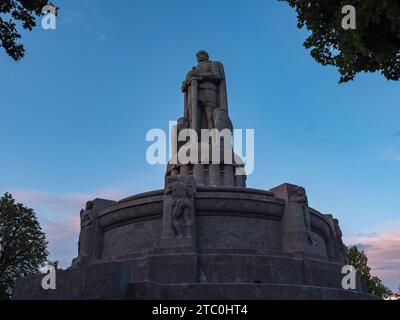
[[181, 81, 189, 92], [182, 75, 203, 92], [188, 70, 200, 78]]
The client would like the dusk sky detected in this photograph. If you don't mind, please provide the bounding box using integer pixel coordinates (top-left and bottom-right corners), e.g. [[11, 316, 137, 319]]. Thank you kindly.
[[0, 0, 399, 291]]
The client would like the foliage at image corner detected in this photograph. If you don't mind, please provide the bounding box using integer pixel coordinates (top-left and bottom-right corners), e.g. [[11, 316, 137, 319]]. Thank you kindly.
[[0, 192, 49, 300], [281, 0, 400, 83], [0, 0, 57, 61], [345, 245, 393, 298]]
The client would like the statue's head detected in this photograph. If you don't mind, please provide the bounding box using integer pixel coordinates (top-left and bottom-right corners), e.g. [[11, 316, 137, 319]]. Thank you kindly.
[[85, 201, 94, 210], [196, 50, 209, 62], [296, 187, 306, 196]]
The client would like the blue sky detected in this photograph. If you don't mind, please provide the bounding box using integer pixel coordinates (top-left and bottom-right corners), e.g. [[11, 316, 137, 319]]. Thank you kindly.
[[0, 0, 399, 291]]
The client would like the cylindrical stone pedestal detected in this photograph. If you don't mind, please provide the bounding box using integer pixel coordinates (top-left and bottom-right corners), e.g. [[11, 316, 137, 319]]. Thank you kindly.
[[223, 164, 235, 187], [193, 164, 205, 186], [209, 164, 221, 186]]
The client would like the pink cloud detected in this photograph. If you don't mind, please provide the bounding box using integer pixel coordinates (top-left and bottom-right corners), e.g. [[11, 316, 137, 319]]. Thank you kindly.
[[11, 189, 124, 217], [347, 225, 400, 292], [381, 151, 400, 162], [7, 189, 126, 268]]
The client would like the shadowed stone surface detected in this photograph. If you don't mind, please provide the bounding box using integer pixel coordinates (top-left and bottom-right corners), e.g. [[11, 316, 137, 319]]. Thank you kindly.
[[13, 187, 376, 300], [128, 282, 379, 300]]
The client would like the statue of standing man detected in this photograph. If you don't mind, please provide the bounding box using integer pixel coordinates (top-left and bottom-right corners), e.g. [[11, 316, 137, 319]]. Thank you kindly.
[[181, 51, 232, 135]]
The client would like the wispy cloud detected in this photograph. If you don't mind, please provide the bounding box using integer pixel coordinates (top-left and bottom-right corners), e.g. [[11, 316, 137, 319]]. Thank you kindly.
[[9, 189, 126, 268], [381, 151, 400, 162], [393, 132, 400, 138], [60, 9, 113, 42], [346, 224, 400, 292]]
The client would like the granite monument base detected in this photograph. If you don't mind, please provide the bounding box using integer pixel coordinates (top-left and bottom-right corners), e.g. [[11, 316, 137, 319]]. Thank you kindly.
[[13, 186, 378, 300]]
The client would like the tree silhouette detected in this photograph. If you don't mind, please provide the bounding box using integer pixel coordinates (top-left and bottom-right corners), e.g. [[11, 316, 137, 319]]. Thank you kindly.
[[345, 245, 393, 298], [0, 193, 48, 299], [0, 0, 57, 61], [281, 0, 400, 83]]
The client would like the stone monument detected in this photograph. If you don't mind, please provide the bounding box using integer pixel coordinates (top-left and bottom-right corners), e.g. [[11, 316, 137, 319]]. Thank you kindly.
[[13, 51, 377, 300]]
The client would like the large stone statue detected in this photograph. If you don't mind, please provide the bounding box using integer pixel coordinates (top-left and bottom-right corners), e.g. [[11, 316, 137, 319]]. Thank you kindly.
[[181, 50, 232, 135], [164, 51, 246, 188]]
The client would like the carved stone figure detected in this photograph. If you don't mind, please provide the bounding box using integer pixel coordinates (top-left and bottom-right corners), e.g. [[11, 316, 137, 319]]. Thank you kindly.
[[333, 218, 347, 263], [271, 183, 316, 256], [182, 50, 232, 135], [80, 201, 93, 229], [290, 186, 314, 245], [161, 175, 196, 240], [72, 201, 94, 266]]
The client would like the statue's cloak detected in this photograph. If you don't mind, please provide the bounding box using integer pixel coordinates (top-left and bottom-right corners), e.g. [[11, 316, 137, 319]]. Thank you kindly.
[[183, 61, 232, 132], [213, 61, 232, 132]]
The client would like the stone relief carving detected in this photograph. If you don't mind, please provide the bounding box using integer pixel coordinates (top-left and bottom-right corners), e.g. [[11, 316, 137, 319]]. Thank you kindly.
[[289, 186, 314, 245], [72, 201, 94, 267], [80, 201, 93, 229], [333, 218, 347, 263], [162, 175, 196, 240]]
